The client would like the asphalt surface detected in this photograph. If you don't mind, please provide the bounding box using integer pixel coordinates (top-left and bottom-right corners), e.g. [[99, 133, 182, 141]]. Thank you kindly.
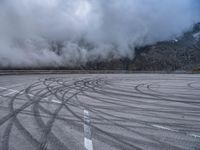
[[0, 74, 200, 150]]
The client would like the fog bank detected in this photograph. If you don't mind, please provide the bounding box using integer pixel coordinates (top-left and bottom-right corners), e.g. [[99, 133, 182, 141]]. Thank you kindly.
[[0, 0, 200, 67]]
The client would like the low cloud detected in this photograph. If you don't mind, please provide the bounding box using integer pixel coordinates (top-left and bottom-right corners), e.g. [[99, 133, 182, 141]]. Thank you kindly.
[[0, 0, 199, 67]]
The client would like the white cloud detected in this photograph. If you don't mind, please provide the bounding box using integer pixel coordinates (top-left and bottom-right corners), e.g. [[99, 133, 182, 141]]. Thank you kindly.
[[0, 0, 199, 67]]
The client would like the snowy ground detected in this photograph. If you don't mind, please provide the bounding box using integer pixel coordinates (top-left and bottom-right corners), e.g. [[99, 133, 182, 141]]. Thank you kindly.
[[0, 74, 200, 150]]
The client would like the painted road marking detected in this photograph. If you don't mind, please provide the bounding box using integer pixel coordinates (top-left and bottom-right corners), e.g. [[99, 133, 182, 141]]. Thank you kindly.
[[189, 134, 200, 138], [51, 99, 62, 104], [152, 124, 200, 138], [0, 87, 22, 96], [151, 124, 176, 132], [0, 87, 20, 92], [4, 83, 25, 88], [84, 110, 93, 150], [0, 87, 62, 104], [3, 91, 17, 96]]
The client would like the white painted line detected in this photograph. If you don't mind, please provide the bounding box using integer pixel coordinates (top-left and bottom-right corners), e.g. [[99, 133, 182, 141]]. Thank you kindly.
[[0, 87, 7, 90], [84, 138, 93, 150], [0, 86, 19, 92], [0, 86, 63, 105], [28, 94, 62, 104], [51, 99, 62, 104], [152, 124, 200, 139], [84, 110, 93, 150], [151, 124, 176, 132], [0, 86, 24, 96], [3, 91, 17, 96], [5, 83, 25, 88], [189, 134, 200, 138], [9, 89, 19, 92]]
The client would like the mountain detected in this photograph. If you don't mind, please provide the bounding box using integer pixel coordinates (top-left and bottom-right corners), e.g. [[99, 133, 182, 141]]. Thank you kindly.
[[1, 23, 200, 72], [132, 23, 200, 71], [83, 23, 200, 72]]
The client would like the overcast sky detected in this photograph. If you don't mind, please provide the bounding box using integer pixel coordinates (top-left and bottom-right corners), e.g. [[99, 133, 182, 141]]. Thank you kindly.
[[0, 0, 200, 67]]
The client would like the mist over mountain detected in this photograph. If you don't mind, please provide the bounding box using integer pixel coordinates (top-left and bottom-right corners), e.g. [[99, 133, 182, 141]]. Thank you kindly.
[[0, 0, 200, 68]]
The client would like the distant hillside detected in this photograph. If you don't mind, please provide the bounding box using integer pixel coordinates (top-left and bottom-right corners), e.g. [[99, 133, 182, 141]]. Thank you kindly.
[[1, 23, 200, 72], [132, 23, 200, 71], [82, 23, 200, 71]]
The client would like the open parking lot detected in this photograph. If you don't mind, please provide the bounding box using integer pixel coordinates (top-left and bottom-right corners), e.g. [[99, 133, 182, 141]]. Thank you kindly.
[[0, 74, 200, 150]]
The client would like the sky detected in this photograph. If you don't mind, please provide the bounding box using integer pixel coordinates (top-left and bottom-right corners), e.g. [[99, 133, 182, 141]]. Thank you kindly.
[[0, 0, 200, 67]]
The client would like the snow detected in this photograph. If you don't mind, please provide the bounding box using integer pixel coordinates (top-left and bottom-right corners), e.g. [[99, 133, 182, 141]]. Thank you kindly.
[[193, 32, 200, 40]]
